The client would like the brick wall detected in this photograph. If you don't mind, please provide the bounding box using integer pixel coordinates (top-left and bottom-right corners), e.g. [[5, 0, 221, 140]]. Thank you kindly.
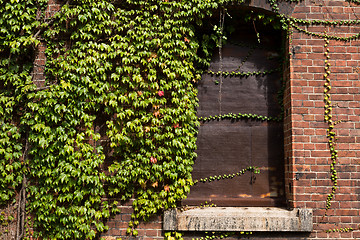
[[285, 0, 360, 239], [29, 0, 360, 239], [104, 201, 164, 240]]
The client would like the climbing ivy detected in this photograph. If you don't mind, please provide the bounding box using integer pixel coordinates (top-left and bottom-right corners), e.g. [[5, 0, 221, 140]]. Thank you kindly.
[[322, 37, 338, 211], [207, 68, 279, 77], [0, 0, 243, 238], [193, 166, 260, 184], [198, 112, 282, 122], [164, 231, 252, 240], [1, 0, 360, 239], [285, 1, 360, 234]]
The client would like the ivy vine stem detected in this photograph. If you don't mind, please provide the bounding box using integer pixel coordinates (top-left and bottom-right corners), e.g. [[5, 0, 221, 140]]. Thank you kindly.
[[218, 8, 226, 115], [325, 226, 356, 233], [290, 22, 360, 41], [322, 37, 338, 212], [207, 68, 279, 77], [198, 112, 282, 122], [165, 230, 252, 240], [193, 166, 260, 184]]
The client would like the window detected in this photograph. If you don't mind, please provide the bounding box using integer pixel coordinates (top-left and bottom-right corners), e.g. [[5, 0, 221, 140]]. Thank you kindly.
[[164, 5, 313, 234], [183, 9, 285, 207]]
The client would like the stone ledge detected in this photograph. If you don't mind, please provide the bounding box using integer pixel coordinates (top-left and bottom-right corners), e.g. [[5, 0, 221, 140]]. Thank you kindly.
[[163, 207, 313, 232]]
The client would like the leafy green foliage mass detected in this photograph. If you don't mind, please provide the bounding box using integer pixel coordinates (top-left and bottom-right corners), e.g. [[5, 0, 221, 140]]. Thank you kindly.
[[0, 0, 46, 204], [0, 0, 236, 238]]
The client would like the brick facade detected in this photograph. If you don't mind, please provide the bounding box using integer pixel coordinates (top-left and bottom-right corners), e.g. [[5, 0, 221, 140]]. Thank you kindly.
[[285, 1, 360, 239], [23, 0, 360, 239]]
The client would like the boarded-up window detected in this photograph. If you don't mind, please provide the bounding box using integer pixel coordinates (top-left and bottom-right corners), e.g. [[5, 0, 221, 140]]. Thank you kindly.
[[184, 14, 285, 207]]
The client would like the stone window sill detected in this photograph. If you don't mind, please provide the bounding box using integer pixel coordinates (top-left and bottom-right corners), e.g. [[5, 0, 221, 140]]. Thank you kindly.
[[163, 207, 313, 232]]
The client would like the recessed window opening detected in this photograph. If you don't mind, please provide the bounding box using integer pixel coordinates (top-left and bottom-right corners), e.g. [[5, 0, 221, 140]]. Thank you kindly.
[[184, 7, 286, 207]]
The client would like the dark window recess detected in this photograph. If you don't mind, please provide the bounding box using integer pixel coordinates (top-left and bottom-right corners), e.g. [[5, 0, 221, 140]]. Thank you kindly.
[[184, 19, 285, 207]]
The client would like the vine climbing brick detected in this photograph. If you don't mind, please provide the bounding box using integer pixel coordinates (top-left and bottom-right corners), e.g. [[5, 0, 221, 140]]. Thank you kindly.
[[287, 1, 360, 239]]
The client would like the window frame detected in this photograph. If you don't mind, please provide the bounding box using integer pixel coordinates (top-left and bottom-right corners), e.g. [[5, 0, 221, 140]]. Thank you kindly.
[[164, 1, 312, 233]]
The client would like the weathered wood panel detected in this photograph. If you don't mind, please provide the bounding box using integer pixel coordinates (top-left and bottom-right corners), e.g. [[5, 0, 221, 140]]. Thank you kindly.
[[184, 23, 285, 207]]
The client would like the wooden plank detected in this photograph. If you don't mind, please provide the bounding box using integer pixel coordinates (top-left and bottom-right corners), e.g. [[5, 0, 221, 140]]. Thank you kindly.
[[184, 21, 285, 207]]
